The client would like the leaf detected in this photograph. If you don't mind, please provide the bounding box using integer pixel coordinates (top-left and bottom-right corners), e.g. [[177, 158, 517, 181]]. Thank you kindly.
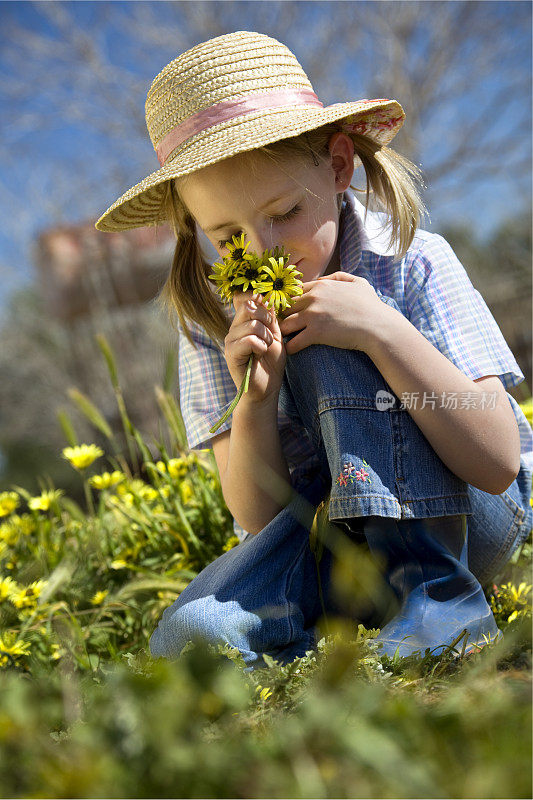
[[95, 333, 119, 389], [67, 388, 113, 440], [56, 409, 78, 447], [115, 577, 190, 600]]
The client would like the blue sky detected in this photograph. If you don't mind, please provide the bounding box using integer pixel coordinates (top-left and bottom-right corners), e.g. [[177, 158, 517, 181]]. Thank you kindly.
[[0, 0, 531, 312]]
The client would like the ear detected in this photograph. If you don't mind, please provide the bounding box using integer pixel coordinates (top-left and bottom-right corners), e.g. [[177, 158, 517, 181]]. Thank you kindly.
[[328, 132, 355, 192]]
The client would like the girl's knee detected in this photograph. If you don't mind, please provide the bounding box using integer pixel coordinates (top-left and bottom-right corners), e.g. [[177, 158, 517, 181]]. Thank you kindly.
[[149, 594, 263, 660]]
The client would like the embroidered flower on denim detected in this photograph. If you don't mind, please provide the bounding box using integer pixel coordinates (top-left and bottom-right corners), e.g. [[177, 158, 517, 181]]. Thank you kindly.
[[335, 459, 372, 486]]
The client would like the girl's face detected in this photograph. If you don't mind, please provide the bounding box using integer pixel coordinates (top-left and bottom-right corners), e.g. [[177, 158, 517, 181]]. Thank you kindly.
[[176, 133, 354, 282]]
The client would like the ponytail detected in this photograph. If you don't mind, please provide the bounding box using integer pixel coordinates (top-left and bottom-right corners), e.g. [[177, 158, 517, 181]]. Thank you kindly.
[[156, 181, 229, 348], [348, 133, 426, 259]]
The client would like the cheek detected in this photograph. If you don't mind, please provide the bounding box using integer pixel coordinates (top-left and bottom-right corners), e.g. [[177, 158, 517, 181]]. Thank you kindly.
[[304, 217, 337, 258]]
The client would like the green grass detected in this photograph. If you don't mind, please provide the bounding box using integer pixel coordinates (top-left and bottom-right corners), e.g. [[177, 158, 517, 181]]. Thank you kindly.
[[0, 335, 530, 799]]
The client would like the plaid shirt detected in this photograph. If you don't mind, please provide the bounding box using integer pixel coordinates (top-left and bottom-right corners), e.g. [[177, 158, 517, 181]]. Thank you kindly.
[[177, 189, 532, 538]]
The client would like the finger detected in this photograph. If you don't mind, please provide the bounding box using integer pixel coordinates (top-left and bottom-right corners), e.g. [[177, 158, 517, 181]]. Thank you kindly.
[[234, 317, 274, 346], [279, 312, 305, 335], [232, 289, 255, 312], [284, 328, 310, 356], [235, 297, 274, 329], [227, 329, 270, 363], [317, 271, 355, 281], [279, 293, 311, 318]]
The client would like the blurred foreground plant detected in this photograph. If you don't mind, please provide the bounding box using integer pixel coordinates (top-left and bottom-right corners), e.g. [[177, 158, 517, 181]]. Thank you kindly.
[[0, 337, 529, 799]]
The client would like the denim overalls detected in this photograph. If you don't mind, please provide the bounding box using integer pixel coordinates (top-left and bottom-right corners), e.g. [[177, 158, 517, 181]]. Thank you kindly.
[[149, 328, 532, 667]]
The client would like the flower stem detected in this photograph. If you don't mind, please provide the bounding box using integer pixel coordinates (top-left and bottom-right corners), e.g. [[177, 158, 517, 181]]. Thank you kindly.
[[209, 354, 253, 434]]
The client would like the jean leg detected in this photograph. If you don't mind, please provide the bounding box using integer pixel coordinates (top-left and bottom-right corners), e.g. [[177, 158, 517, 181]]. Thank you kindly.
[[466, 465, 533, 587], [282, 342, 472, 521], [149, 473, 330, 669]]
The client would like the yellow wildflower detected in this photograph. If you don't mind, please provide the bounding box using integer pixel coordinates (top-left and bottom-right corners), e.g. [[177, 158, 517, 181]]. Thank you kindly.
[[230, 254, 265, 293], [179, 480, 194, 506], [160, 485, 171, 499], [9, 579, 47, 609], [62, 444, 104, 470], [222, 232, 254, 264], [0, 520, 18, 546], [0, 576, 18, 601], [89, 471, 125, 490], [117, 479, 145, 496], [28, 489, 65, 511], [90, 589, 109, 605], [0, 492, 19, 517], [0, 635, 31, 666], [28, 489, 64, 512], [167, 458, 188, 480], [110, 558, 129, 570], [9, 514, 36, 536], [254, 256, 304, 315], [139, 485, 159, 503], [255, 685, 273, 701], [209, 259, 239, 304], [222, 535, 241, 552], [50, 643, 64, 661]]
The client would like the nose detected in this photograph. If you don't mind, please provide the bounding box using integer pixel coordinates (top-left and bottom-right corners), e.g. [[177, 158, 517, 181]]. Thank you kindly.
[[246, 224, 278, 256]]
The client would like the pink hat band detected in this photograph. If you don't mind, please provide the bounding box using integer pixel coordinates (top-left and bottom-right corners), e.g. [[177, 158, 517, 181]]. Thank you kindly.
[[156, 87, 324, 166]]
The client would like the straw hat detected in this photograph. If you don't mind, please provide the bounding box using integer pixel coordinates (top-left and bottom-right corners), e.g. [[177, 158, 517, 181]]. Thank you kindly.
[[95, 30, 405, 233]]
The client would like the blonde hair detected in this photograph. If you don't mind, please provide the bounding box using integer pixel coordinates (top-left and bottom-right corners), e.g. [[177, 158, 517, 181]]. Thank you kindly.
[[157, 123, 426, 347]]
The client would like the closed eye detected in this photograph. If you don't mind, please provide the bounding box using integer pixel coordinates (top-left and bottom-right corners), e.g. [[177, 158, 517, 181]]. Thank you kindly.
[[271, 203, 301, 223]]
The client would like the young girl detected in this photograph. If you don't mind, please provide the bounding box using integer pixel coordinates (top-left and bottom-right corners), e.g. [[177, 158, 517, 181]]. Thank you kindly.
[[96, 31, 532, 668]]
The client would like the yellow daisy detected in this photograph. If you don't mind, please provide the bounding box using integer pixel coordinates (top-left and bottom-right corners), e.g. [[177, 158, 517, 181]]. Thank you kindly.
[[62, 444, 104, 470], [209, 259, 237, 303], [0, 635, 31, 666], [9, 579, 47, 609], [89, 471, 125, 490], [255, 257, 304, 316], [222, 233, 254, 264], [110, 558, 129, 570], [230, 254, 265, 293], [167, 458, 188, 480], [139, 485, 158, 503], [222, 535, 241, 552], [0, 492, 19, 517], [28, 489, 64, 512], [0, 520, 18, 546], [179, 480, 194, 506], [90, 589, 109, 605], [9, 514, 36, 536], [0, 576, 18, 601]]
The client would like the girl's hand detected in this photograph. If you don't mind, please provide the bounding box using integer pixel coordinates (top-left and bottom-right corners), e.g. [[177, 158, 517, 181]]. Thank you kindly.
[[225, 291, 286, 405], [278, 272, 387, 355]]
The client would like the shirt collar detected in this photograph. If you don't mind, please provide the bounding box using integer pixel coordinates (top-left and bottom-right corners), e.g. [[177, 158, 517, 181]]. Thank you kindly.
[[339, 188, 396, 273]]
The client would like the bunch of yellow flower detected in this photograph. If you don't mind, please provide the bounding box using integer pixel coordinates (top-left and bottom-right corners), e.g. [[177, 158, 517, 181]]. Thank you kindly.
[[209, 233, 303, 316], [208, 234, 304, 433]]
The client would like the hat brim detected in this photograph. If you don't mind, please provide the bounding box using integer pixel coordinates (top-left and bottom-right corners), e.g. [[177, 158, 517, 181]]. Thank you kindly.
[[95, 99, 404, 232]]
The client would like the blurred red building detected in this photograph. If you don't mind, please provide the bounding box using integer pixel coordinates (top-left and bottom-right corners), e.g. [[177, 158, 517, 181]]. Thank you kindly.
[[35, 222, 175, 320]]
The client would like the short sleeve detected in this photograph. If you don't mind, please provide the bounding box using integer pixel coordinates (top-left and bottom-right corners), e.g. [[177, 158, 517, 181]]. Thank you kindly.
[[405, 234, 525, 390], [178, 319, 237, 450]]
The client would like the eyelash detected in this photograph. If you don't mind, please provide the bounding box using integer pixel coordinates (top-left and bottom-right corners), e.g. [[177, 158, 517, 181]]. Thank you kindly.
[[217, 203, 302, 249]]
